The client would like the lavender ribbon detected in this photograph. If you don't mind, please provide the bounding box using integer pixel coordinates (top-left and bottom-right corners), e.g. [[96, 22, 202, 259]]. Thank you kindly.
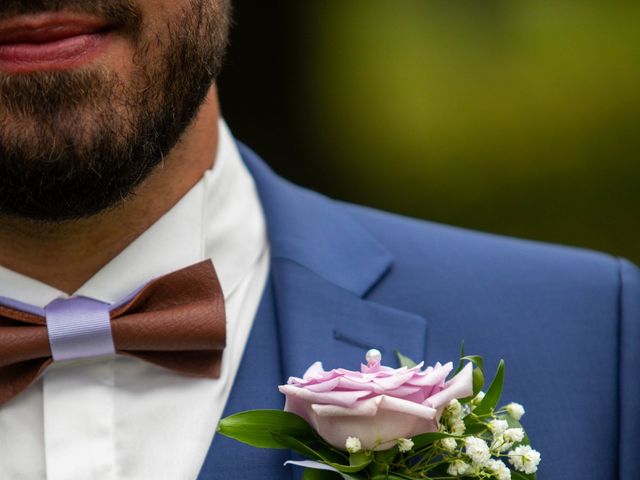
[[45, 297, 116, 361], [0, 282, 147, 362]]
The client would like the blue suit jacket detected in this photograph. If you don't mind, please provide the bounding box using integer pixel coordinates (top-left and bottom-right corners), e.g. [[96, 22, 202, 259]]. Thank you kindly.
[[196, 143, 640, 479]]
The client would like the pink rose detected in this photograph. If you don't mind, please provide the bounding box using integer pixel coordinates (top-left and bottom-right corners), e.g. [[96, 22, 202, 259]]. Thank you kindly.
[[278, 356, 473, 451]]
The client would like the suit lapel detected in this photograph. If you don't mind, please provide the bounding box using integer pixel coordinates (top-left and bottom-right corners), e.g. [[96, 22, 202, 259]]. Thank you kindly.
[[197, 143, 429, 479], [271, 257, 428, 381]]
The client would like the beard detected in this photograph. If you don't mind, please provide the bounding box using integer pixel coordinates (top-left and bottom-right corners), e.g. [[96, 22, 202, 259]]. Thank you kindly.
[[0, 0, 231, 221]]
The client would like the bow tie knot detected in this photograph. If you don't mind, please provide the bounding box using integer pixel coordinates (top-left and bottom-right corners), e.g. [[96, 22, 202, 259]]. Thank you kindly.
[[47, 296, 114, 361], [0, 260, 226, 406]]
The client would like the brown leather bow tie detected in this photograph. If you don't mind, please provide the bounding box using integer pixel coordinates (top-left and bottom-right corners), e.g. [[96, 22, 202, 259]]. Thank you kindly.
[[0, 260, 226, 406]]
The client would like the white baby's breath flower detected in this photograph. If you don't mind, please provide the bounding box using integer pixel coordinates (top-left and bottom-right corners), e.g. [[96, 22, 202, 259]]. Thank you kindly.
[[491, 435, 513, 453], [488, 419, 509, 436], [440, 437, 458, 452], [464, 436, 491, 466], [397, 438, 414, 453], [345, 436, 362, 453], [447, 459, 473, 476], [508, 445, 541, 474], [506, 402, 525, 420], [449, 418, 466, 435], [445, 398, 463, 418], [503, 427, 525, 443], [486, 459, 512, 480]]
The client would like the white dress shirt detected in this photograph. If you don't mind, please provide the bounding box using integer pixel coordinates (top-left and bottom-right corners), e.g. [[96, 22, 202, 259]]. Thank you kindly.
[[0, 121, 270, 480]]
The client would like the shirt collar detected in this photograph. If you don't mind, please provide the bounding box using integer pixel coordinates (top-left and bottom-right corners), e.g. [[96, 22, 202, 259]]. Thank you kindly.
[[0, 119, 266, 309]]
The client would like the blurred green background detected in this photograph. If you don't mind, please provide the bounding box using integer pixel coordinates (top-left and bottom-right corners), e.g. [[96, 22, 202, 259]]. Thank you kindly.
[[218, 1, 640, 263]]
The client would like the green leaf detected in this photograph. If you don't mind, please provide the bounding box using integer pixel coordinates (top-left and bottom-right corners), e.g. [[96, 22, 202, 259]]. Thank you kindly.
[[273, 432, 372, 474], [326, 459, 371, 473], [396, 351, 417, 368], [472, 365, 485, 396], [473, 359, 505, 416], [302, 469, 343, 480], [410, 432, 456, 450], [371, 474, 415, 480], [349, 452, 371, 467], [461, 418, 486, 435], [299, 465, 365, 480], [271, 431, 324, 460], [338, 460, 371, 474], [327, 458, 372, 474], [318, 446, 350, 464], [453, 341, 466, 375], [461, 355, 484, 372], [217, 410, 316, 449], [374, 446, 399, 464], [335, 473, 365, 480], [511, 470, 536, 480]]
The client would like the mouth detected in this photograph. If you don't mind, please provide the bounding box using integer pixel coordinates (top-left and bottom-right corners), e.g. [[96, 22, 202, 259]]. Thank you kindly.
[[0, 13, 114, 73]]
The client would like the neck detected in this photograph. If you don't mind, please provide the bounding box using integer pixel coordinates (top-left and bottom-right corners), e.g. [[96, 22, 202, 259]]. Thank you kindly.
[[0, 86, 221, 294]]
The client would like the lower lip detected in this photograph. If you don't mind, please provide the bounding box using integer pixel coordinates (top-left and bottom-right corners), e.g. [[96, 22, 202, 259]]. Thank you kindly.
[[0, 32, 109, 73]]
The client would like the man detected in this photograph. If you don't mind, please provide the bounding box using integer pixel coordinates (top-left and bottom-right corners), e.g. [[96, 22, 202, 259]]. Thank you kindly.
[[0, 1, 636, 479]]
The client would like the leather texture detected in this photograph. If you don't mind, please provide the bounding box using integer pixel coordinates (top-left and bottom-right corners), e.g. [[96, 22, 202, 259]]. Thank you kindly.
[[0, 260, 226, 406]]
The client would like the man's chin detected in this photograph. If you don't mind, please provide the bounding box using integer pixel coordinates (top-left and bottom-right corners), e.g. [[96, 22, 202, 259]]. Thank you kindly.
[[0, 80, 152, 222]]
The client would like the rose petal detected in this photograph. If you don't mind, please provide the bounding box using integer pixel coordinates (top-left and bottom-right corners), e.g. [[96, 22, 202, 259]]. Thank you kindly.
[[425, 363, 473, 411], [303, 361, 325, 379], [407, 363, 453, 387], [309, 403, 439, 450], [337, 377, 382, 392], [303, 376, 341, 392], [278, 385, 372, 407], [312, 397, 381, 417], [372, 370, 416, 389], [378, 385, 422, 398], [378, 395, 437, 420]]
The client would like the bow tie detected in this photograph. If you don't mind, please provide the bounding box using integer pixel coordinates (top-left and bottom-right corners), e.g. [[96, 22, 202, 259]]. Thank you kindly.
[[0, 260, 226, 406]]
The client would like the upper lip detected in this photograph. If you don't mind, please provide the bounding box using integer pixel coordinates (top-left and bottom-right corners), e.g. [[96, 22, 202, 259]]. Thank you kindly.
[[0, 13, 110, 45]]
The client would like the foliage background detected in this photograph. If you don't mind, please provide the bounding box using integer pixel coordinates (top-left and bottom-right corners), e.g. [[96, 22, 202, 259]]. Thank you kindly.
[[218, 1, 640, 263]]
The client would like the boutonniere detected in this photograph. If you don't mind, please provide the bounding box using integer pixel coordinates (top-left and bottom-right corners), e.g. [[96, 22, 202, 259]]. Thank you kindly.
[[218, 346, 540, 479]]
